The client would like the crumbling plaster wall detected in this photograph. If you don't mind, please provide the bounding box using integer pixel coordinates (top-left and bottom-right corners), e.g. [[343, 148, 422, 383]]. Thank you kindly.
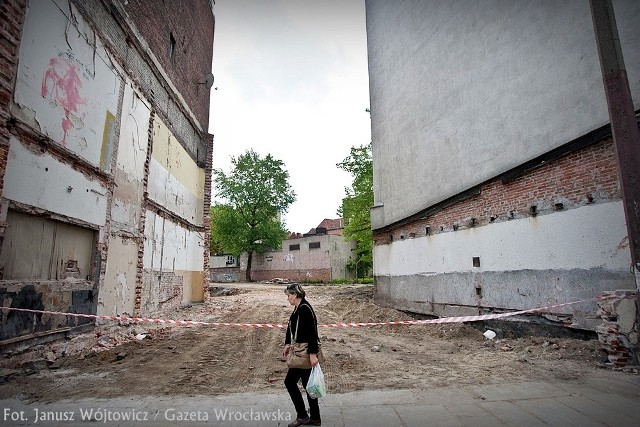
[[11, 0, 121, 170], [1, 0, 120, 342], [141, 210, 204, 314], [1, 0, 212, 343], [148, 118, 204, 225], [100, 83, 150, 317]]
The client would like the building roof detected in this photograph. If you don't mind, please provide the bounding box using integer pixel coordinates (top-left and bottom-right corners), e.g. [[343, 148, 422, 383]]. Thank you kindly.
[[288, 218, 344, 238]]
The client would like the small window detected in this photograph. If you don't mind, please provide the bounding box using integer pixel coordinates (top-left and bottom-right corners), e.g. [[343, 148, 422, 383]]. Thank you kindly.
[[289, 244, 300, 251], [309, 242, 321, 249], [169, 32, 176, 60]]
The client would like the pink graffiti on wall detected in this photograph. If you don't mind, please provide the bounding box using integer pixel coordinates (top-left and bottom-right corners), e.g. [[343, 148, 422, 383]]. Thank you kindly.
[[41, 57, 86, 144]]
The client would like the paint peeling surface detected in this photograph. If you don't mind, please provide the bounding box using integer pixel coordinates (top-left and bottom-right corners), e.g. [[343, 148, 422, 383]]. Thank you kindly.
[[3, 136, 108, 226], [141, 211, 204, 312], [13, 0, 120, 170], [110, 83, 151, 234], [148, 119, 204, 226], [0, 282, 95, 341], [99, 239, 137, 317]]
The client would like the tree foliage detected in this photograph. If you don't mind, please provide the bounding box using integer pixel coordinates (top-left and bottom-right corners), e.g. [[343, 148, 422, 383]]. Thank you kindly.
[[212, 150, 296, 281], [337, 143, 373, 278]]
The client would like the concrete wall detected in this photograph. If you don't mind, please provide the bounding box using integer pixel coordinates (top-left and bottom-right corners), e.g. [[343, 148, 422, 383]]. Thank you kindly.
[[365, 0, 639, 331], [366, 0, 640, 230], [210, 267, 244, 284]]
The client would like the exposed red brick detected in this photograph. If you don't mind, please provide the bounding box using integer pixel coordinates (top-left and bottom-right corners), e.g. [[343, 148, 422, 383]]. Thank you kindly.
[[375, 138, 621, 245], [118, 0, 214, 129]]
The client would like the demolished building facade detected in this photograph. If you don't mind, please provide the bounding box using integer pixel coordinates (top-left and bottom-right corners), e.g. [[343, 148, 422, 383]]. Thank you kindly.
[[0, 0, 214, 345]]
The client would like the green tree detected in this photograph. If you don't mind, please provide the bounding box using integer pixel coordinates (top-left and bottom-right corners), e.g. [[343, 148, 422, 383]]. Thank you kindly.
[[212, 150, 296, 281], [337, 143, 373, 278]]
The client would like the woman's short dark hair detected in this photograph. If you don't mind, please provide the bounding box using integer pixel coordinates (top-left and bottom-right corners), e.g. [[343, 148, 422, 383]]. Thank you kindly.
[[284, 283, 305, 298]]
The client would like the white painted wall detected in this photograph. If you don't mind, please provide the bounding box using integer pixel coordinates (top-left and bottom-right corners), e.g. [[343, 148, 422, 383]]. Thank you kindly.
[[148, 118, 204, 226], [366, 0, 640, 229], [13, 0, 121, 170], [142, 211, 204, 272], [148, 159, 204, 225], [375, 202, 631, 277], [4, 136, 108, 226], [111, 82, 151, 234], [116, 83, 151, 184], [99, 239, 138, 316]]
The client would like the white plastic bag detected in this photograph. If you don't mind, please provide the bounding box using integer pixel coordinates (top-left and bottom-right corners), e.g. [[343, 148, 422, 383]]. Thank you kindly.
[[306, 364, 327, 399]]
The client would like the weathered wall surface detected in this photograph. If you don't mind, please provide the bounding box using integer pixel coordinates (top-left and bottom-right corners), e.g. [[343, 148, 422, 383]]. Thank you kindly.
[[366, 0, 640, 230], [372, 138, 634, 330], [3, 137, 109, 226], [98, 81, 149, 318], [1, 0, 113, 342], [210, 268, 244, 283], [11, 0, 121, 170], [148, 118, 204, 225], [0, 0, 213, 344], [141, 210, 204, 314], [250, 235, 355, 282], [119, 0, 214, 130], [329, 235, 356, 280], [375, 202, 631, 329]]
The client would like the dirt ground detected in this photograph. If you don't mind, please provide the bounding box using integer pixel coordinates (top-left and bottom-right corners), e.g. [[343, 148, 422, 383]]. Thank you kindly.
[[0, 283, 615, 402]]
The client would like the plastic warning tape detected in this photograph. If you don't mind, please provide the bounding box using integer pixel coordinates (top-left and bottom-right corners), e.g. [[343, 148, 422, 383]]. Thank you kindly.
[[1, 292, 627, 329]]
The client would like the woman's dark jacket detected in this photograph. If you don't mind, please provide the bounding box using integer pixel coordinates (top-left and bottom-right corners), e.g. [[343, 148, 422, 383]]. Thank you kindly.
[[285, 298, 320, 354]]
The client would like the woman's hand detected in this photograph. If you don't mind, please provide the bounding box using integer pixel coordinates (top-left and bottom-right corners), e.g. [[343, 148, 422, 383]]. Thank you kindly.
[[282, 344, 291, 358], [310, 353, 319, 367]]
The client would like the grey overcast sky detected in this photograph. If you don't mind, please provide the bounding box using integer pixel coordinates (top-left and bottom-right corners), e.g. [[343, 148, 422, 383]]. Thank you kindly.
[[209, 0, 372, 234]]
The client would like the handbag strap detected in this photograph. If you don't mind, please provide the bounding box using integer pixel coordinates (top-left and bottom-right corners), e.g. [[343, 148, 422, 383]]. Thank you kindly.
[[291, 303, 321, 347], [293, 316, 299, 343]]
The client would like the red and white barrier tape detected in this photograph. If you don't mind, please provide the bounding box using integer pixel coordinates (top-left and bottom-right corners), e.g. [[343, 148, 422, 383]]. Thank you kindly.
[[1, 292, 627, 329]]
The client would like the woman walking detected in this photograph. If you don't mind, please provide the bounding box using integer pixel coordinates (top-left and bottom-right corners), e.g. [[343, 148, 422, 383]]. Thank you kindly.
[[282, 283, 322, 427]]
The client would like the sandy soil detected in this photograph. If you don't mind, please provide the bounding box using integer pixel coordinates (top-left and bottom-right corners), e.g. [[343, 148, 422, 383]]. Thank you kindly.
[[0, 283, 615, 401]]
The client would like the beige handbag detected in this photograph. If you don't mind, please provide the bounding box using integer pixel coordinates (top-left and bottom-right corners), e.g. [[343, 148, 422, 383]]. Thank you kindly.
[[287, 307, 325, 369]]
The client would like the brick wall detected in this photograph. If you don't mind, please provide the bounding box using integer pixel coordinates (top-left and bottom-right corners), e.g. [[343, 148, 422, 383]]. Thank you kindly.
[[375, 138, 620, 244], [134, 109, 156, 314], [120, 0, 214, 129], [201, 133, 214, 299], [141, 270, 183, 313], [0, 0, 28, 239], [597, 290, 639, 371], [72, 0, 207, 166]]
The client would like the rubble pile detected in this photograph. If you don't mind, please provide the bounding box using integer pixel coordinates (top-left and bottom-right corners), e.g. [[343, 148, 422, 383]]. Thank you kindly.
[[596, 290, 639, 373], [261, 278, 295, 284]]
